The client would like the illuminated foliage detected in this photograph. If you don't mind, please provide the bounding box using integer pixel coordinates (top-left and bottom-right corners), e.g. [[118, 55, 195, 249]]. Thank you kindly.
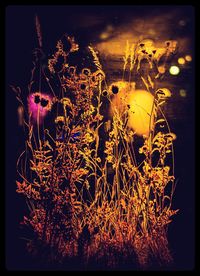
[[12, 27, 178, 269]]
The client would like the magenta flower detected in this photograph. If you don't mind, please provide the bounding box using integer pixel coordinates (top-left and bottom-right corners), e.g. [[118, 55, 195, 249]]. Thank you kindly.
[[28, 92, 52, 123]]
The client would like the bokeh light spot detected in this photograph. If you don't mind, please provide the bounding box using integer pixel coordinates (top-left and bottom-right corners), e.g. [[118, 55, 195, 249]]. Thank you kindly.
[[127, 90, 154, 136], [169, 66, 180, 75], [179, 89, 187, 97], [158, 66, 166, 74], [179, 20, 186, 26], [100, 32, 109, 40], [185, 55, 192, 62], [178, 57, 185, 65]]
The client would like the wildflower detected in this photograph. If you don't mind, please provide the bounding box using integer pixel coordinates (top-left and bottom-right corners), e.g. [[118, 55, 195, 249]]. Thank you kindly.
[[150, 166, 174, 194], [79, 147, 92, 157], [68, 66, 76, 75], [96, 157, 101, 163], [55, 116, 65, 124], [82, 68, 91, 76], [102, 90, 108, 97], [111, 85, 119, 94], [72, 168, 89, 179], [81, 105, 95, 119], [66, 36, 79, 53], [61, 97, 72, 107], [94, 113, 104, 121], [109, 130, 115, 138], [142, 161, 151, 176], [104, 141, 114, 155], [139, 138, 149, 155], [84, 132, 94, 143], [106, 155, 113, 163], [28, 92, 52, 122], [79, 83, 87, 90]]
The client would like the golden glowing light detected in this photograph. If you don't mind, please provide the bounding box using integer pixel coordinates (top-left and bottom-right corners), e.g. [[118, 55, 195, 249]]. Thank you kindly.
[[179, 89, 187, 97], [185, 55, 192, 62], [100, 32, 109, 40], [127, 90, 154, 136], [178, 57, 185, 65], [169, 65, 180, 75], [110, 83, 154, 136], [109, 81, 135, 115], [100, 25, 113, 40], [158, 66, 166, 74]]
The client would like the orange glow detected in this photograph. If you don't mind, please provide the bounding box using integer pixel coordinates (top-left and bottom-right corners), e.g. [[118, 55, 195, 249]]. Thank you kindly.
[[127, 90, 154, 136], [100, 32, 109, 40], [109, 81, 135, 115], [110, 83, 154, 136], [158, 66, 166, 74]]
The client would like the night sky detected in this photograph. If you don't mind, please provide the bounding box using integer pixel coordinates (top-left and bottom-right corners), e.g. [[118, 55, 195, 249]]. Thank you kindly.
[[6, 5, 195, 270]]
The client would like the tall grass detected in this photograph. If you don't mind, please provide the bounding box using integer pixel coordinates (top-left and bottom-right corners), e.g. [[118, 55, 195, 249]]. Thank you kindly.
[[13, 34, 178, 269]]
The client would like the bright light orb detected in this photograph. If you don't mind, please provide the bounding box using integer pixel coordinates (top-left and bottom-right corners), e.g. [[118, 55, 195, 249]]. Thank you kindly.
[[178, 57, 185, 65], [109, 82, 154, 137], [127, 90, 154, 137], [185, 55, 192, 62], [158, 66, 166, 74], [169, 66, 180, 75]]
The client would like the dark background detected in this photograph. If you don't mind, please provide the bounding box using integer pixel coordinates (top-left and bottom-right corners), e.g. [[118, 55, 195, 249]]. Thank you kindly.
[[5, 5, 195, 270]]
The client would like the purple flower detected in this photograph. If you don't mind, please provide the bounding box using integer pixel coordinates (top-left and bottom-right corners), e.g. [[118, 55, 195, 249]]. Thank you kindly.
[[28, 92, 52, 122]]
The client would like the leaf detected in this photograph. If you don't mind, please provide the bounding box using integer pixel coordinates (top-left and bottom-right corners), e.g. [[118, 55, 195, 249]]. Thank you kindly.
[[155, 119, 165, 125]]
